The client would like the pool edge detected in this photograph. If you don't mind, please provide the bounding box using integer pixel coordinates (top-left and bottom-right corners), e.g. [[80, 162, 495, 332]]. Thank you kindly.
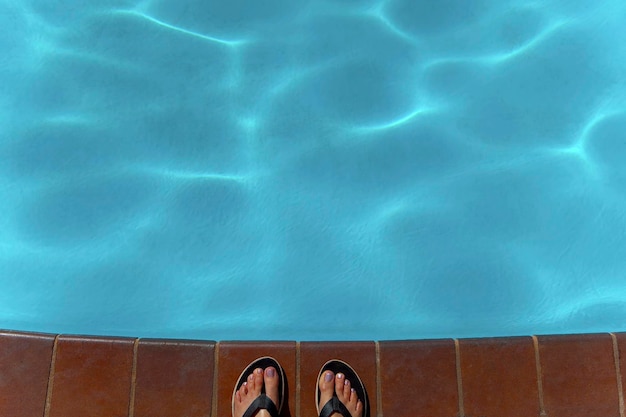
[[1, 329, 624, 417]]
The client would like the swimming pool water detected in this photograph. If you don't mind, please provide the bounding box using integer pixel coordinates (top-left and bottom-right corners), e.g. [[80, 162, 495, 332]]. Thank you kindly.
[[1, 0, 626, 341]]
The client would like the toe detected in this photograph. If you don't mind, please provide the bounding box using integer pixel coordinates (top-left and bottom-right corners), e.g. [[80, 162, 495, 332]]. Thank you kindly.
[[264, 367, 280, 407], [320, 370, 335, 394], [356, 400, 363, 416], [343, 378, 352, 399], [233, 381, 250, 417], [251, 368, 264, 394], [349, 388, 357, 406], [335, 373, 345, 399], [318, 370, 335, 410]]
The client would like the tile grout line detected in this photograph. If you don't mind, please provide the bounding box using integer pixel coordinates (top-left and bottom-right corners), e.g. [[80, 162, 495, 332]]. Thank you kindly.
[[127, 338, 139, 417], [296, 341, 301, 417], [212, 342, 220, 417], [375, 341, 382, 417], [43, 334, 59, 417], [532, 335, 547, 417], [454, 339, 464, 417], [610, 333, 625, 417]]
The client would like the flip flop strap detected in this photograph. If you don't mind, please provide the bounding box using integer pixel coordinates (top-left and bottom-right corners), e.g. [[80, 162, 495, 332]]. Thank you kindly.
[[319, 396, 351, 417], [242, 394, 280, 417]]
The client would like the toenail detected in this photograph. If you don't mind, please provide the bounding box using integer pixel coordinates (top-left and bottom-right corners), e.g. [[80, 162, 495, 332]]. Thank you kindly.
[[344, 379, 349, 385], [267, 368, 275, 377], [256, 368, 263, 374], [337, 373, 344, 379], [324, 372, 333, 382], [351, 388, 355, 392], [243, 382, 247, 386]]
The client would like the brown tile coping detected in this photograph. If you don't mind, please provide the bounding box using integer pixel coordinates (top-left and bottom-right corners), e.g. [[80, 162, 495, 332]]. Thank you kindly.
[[1, 330, 625, 417], [48, 335, 135, 417], [538, 333, 621, 417], [133, 339, 215, 417], [0, 330, 55, 417], [300, 342, 377, 417], [380, 339, 458, 417], [217, 341, 297, 417], [459, 336, 539, 417]]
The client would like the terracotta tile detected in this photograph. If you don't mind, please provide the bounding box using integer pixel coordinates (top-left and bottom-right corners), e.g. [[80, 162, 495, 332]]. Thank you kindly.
[[217, 341, 297, 417], [379, 339, 457, 417], [300, 342, 376, 417], [0, 330, 56, 417], [538, 333, 620, 417], [133, 339, 215, 417], [459, 336, 539, 417], [48, 335, 135, 417], [615, 333, 626, 403]]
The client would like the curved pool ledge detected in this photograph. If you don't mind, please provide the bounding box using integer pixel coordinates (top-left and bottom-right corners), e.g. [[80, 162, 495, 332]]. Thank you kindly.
[[1, 329, 624, 417]]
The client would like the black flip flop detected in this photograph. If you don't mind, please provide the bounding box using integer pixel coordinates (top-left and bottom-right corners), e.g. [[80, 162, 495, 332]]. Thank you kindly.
[[315, 359, 369, 417], [232, 356, 285, 417]]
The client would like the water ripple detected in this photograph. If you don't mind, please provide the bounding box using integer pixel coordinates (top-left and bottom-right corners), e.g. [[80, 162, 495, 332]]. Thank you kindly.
[[114, 9, 247, 46]]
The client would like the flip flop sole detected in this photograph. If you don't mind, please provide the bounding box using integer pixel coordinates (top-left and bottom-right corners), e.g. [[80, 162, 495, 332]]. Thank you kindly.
[[232, 356, 285, 417], [315, 359, 369, 417]]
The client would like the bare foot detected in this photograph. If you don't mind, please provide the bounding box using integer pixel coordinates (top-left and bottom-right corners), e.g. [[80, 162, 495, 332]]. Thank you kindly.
[[318, 370, 363, 417], [233, 366, 280, 417]]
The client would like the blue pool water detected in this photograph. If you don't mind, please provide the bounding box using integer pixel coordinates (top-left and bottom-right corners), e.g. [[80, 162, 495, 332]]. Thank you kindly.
[[1, 0, 626, 341]]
